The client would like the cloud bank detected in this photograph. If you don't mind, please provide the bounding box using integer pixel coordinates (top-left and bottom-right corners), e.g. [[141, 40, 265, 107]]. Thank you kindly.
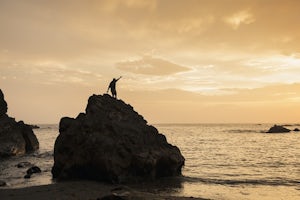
[[116, 56, 191, 75]]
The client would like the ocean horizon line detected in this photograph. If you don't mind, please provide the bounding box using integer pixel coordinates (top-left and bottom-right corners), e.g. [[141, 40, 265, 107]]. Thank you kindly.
[[32, 122, 300, 126]]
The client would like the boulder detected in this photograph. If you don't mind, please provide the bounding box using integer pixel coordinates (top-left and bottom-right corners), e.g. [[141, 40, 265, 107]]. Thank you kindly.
[[24, 174, 31, 179], [294, 128, 300, 132], [52, 94, 185, 183], [27, 166, 42, 174], [0, 89, 39, 158], [24, 166, 42, 179], [266, 125, 291, 133]]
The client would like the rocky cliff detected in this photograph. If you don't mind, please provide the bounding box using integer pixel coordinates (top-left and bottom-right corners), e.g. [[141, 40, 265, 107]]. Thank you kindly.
[[0, 89, 39, 158], [52, 94, 185, 183]]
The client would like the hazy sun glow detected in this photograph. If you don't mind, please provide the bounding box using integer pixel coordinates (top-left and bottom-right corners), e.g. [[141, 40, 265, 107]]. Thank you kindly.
[[0, 0, 300, 124]]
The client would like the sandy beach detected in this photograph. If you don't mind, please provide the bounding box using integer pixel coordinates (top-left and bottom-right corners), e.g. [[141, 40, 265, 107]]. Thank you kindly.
[[0, 181, 208, 200]]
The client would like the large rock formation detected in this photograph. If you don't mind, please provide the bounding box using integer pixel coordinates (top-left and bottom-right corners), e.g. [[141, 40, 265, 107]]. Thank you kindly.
[[52, 94, 185, 183], [0, 89, 39, 158]]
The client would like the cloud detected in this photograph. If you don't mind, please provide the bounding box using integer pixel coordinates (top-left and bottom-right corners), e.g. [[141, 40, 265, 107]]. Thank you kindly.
[[224, 10, 255, 29], [115, 51, 300, 95], [0, 61, 103, 86], [1, 0, 300, 62], [116, 56, 191, 75]]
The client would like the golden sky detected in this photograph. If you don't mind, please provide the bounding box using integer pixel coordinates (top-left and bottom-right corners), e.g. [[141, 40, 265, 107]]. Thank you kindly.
[[1, 0, 300, 123]]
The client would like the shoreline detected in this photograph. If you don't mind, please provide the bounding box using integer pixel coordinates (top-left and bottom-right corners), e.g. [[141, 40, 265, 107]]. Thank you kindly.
[[0, 180, 209, 200]]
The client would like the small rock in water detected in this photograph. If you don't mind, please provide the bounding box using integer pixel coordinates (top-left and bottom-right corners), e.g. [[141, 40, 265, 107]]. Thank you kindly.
[[0, 180, 6, 187], [24, 166, 41, 178], [266, 125, 291, 133], [24, 174, 31, 179], [27, 166, 41, 174]]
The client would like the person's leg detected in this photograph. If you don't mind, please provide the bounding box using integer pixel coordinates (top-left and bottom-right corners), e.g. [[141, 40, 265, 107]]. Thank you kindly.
[[112, 89, 117, 98]]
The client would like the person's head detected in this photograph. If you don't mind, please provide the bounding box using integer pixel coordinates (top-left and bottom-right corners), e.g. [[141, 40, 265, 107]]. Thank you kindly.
[[113, 78, 116, 81]]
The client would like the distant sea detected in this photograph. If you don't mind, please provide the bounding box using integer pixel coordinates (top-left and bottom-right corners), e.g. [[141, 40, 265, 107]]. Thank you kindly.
[[1, 124, 300, 200]]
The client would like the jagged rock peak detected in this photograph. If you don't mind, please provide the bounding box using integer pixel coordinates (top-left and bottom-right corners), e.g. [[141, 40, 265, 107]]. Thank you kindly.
[[85, 94, 147, 125]]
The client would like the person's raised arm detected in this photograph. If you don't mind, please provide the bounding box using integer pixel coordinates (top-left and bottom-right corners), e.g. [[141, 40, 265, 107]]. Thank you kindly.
[[116, 76, 122, 81]]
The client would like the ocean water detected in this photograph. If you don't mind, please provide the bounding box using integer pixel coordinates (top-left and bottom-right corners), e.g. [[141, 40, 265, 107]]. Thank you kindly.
[[0, 123, 300, 200], [155, 124, 300, 200]]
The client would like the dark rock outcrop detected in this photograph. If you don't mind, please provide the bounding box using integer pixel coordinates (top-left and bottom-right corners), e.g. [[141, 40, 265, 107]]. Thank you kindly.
[[52, 94, 185, 183], [0, 89, 39, 158], [27, 166, 42, 174], [294, 128, 300, 132], [24, 166, 42, 179], [266, 125, 291, 133]]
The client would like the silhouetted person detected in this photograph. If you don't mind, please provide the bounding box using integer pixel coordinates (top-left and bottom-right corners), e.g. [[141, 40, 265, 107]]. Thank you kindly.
[[107, 76, 122, 98]]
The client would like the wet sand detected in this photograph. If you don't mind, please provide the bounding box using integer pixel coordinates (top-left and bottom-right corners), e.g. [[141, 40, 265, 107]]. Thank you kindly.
[[0, 180, 208, 200]]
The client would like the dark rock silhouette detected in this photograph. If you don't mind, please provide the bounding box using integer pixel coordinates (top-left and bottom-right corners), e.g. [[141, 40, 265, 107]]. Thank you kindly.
[[266, 125, 291, 133], [0, 89, 39, 158], [27, 166, 42, 174], [294, 128, 300, 132], [24, 174, 31, 179], [0, 180, 6, 187], [24, 166, 42, 179], [52, 94, 185, 183]]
